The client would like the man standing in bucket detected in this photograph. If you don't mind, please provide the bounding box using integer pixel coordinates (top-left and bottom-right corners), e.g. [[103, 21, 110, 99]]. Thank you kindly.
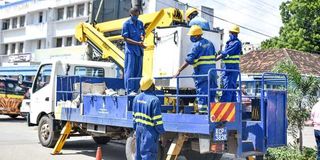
[[122, 7, 146, 95], [133, 77, 165, 160]]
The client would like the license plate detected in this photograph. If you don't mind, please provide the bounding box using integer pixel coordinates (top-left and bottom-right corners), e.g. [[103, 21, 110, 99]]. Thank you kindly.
[[214, 127, 227, 141]]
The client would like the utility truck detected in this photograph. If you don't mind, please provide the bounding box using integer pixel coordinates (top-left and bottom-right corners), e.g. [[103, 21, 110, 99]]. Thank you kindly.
[[28, 6, 288, 159]]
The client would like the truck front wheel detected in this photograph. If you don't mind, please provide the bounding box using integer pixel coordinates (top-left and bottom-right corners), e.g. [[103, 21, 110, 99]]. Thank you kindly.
[[38, 116, 59, 148], [92, 136, 111, 144]]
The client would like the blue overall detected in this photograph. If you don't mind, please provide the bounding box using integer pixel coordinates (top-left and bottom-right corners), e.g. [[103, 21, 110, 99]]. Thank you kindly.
[[185, 37, 217, 113], [133, 91, 165, 160], [122, 18, 145, 93], [220, 34, 242, 102], [189, 15, 210, 30]]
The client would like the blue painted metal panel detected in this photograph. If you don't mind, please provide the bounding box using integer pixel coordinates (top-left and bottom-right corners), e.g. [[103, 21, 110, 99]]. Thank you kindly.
[[242, 121, 264, 152], [266, 90, 287, 147], [83, 95, 127, 119]]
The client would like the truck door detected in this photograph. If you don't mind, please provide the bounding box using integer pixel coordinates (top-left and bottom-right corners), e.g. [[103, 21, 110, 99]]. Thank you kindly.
[[266, 90, 287, 147], [29, 64, 53, 124]]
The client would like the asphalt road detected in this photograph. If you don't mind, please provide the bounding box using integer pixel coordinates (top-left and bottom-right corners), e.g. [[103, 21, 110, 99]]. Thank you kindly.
[[0, 115, 317, 160], [0, 115, 126, 160]]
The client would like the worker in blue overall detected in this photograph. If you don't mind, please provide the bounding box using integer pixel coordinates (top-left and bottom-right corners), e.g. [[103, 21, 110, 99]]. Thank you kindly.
[[174, 25, 217, 114], [133, 77, 165, 160], [122, 7, 146, 94], [216, 25, 242, 102], [185, 8, 210, 30]]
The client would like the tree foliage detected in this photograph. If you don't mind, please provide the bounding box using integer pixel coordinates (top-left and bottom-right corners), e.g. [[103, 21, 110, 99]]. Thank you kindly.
[[261, 0, 320, 53], [272, 60, 320, 151]]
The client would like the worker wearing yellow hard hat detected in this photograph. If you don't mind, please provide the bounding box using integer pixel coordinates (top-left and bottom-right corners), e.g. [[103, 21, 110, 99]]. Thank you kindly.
[[216, 24, 242, 102], [185, 8, 210, 30], [132, 76, 165, 160], [174, 25, 217, 114]]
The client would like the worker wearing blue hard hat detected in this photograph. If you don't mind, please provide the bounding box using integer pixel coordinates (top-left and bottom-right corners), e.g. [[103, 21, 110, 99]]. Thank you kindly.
[[186, 8, 210, 30], [133, 77, 165, 160], [122, 7, 146, 95], [174, 25, 217, 114], [216, 24, 242, 102]]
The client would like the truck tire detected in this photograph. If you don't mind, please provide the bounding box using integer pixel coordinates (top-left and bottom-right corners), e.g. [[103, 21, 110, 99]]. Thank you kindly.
[[9, 114, 19, 119], [125, 133, 163, 160], [182, 150, 222, 160], [38, 116, 59, 148], [92, 136, 111, 145]]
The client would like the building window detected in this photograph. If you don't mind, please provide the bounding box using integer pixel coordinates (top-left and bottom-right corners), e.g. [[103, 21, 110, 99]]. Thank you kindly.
[[57, 8, 64, 20], [56, 38, 62, 47], [67, 6, 74, 19], [18, 43, 23, 53], [66, 37, 72, 46], [76, 40, 82, 46], [12, 17, 18, 29], [39, 12, 43, 23], [77, 4, 84, 17], [20, 16, 25, 27], [11, 44, 16, 54], [4, 44, 8, 55], [2, 19, 10, 30], [37, 40, 41, 49]]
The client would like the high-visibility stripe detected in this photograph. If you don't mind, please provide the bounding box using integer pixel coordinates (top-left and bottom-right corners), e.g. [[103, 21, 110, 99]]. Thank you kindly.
[[193, 61, 216, 68], [156, 121, 163, 125], [135, 118, 154, 126], [134, 112, 152, 120], [226, 55, 240, 58], [216, 103, 231, 121], [220, 104, 235, 120], [226, 107, 236, 121], [152, 115, 162, 120], [223, 60, 240, 64], [194, 55, 216, 63], [210, 103, 221, 116]]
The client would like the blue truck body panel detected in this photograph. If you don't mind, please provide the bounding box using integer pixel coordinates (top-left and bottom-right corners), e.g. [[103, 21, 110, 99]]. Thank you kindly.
[[56, 71, 288, 157]]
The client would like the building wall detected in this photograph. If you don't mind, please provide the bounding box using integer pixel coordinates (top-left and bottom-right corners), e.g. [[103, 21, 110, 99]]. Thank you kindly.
[[0, 0, 90, 65]]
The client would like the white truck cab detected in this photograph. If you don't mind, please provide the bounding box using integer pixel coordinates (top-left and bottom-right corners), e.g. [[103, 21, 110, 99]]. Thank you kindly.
[[28, 60, 118, 126]]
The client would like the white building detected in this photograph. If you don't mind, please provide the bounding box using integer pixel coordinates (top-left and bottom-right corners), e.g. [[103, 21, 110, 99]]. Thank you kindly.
[[0, 0, 90, 66], [0, 0, 214, 67], [242, 42, 259, 54]]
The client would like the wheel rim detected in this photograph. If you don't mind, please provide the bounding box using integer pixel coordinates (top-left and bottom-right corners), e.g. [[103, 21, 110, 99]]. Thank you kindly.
[[40, 123, 50, 141]]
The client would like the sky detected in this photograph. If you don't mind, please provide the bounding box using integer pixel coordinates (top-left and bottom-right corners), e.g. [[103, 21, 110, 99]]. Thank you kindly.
[[179, 0, 286, 46]]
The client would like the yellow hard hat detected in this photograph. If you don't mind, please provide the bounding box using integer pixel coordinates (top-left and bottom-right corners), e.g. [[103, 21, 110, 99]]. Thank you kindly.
[[188, 25, 203, 36], [185, 8, 198, 20], [229, 24, 240, 33], [140, 76, 154, 91]]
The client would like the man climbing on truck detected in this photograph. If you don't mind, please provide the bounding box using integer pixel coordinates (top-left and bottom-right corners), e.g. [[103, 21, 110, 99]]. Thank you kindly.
[[132, 77, 165, 160], [174, 25, 217, 114], [122, 7, 146, 95], [216, 24, 242, 102]]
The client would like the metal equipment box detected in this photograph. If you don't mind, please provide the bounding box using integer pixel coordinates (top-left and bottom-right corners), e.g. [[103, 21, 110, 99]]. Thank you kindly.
[[153, 26, 223, 88]]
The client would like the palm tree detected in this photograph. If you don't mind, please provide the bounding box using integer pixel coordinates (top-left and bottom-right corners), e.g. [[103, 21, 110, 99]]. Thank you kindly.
[[272, 60, 320, 152]]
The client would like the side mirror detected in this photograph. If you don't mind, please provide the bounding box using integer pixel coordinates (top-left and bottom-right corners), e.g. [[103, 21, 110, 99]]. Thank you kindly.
[[18, 74, 24, 85]]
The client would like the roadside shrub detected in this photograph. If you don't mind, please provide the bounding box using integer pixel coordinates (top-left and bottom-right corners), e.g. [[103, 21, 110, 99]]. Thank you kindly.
[[266, 146, 316, 160]]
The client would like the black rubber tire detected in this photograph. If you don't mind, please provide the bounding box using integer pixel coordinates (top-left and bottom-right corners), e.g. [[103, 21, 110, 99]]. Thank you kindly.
[[38, 116, 59, 148], [92, 136, 111, 145], [182, 150, 222, 160], [9, 114, 19, 119], [125, 133, 163, 160]]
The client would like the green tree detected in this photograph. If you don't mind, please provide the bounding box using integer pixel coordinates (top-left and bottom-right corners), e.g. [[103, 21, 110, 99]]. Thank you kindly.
[[261, 0, 320, 53], [272, 60, 320, 152]]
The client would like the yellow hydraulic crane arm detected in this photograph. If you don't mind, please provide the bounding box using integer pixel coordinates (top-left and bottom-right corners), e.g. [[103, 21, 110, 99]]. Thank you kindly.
[[75, 8, 183, 76]]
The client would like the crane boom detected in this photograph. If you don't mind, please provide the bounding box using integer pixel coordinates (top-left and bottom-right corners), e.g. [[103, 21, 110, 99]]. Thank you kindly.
[[75, 8, 184, 76]]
